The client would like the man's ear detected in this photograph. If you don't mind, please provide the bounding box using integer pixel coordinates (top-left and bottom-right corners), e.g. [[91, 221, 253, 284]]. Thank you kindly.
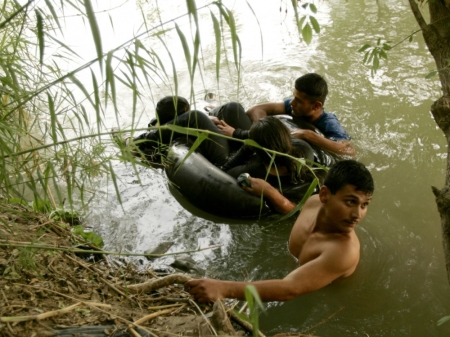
[[313, 101, 323, 112], [319, 185, 330, 203]]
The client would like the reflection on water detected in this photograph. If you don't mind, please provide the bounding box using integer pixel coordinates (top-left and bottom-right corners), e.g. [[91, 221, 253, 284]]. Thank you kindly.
[[79, 0, 450, 335]]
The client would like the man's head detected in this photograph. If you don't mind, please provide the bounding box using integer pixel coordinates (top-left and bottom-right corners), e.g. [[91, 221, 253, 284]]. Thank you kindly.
[[319, 160, 374, 232], [154, 96, 190, 125], [324, 160, 374, 195], [295, 73, 328, 104], [290, 73, 328, 121]]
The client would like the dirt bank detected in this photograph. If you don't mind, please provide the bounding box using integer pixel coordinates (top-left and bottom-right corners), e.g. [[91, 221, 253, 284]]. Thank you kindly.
[[0, 202, 316, 337]]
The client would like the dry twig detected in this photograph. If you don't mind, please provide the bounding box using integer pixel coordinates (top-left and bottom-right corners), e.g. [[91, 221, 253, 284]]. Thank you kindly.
[[125, 274, 192, 294]]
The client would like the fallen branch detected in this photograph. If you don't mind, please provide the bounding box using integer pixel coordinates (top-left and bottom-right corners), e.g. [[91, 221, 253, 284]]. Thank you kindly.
[[0, 301, 108, 323], [132, 307, 177, 326], [125, 274, 193, 294], [229, 310, 267, 337], [211, 300, 236, 335], [0, 241, 221, 258], [189, 299, 217, 336]]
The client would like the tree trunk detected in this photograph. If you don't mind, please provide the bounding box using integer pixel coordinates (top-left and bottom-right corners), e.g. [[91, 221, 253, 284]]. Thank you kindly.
[[408, 0, 450, 282]]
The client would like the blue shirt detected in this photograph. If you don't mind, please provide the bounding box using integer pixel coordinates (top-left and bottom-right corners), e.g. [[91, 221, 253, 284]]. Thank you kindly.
[[284, 98, 351, 141]]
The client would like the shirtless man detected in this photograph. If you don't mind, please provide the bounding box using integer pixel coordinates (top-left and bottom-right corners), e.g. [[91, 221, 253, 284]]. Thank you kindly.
[[216, 73, 355, 157], [184, 160, 374, 302]]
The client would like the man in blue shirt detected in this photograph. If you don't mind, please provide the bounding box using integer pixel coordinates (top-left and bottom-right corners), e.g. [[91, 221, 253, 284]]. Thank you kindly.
[[216, 73, 355, 157]]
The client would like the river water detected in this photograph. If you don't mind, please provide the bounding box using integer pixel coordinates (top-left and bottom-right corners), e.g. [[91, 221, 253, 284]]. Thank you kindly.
[[67, 0, 450, 335]]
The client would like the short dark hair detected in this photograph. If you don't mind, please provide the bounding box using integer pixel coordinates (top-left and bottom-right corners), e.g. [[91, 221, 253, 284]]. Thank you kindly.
[[294, 73, 328, 105], [324, 160, 374, 195], [155, 96, 190, 125]]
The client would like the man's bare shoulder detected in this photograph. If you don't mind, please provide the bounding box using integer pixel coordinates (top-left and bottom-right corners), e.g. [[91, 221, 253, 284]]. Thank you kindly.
[[321, 232, 360, 277], [303, 194, 321, 209]]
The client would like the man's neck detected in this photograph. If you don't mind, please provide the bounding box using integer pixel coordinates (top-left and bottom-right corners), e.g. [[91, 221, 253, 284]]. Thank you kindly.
[[314, 207, 351, 235], [308, 108, 324, 124]]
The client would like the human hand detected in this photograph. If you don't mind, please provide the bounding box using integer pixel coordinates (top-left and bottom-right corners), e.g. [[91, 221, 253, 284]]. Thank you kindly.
[[290, 128, 308, 139], [184, 278, 224, 303], [242, 176, 272, 197], [209, 116, 221, 125], [217, 120, 235, 137]]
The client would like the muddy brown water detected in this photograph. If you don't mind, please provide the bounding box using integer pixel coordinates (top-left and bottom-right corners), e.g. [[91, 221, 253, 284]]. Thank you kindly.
[[68, 0, 450, 336]]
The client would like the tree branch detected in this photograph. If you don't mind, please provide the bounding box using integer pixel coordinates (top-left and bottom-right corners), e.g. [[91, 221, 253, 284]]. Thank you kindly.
[[408, 0, 428, 30]]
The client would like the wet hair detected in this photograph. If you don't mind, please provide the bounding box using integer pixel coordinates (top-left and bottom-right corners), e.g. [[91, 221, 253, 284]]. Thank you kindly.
[[154, 96, 190, 125], [294, 73, 328, 105], [324, 160, 374, 195], [249, 117, 305, 183]]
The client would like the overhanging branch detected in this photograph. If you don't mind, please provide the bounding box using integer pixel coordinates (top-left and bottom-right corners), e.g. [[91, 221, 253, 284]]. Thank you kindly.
[[408, 0, 428, 30]]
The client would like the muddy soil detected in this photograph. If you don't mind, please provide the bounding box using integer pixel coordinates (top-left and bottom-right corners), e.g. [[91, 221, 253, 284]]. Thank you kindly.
[[0, 202, 315, 337]]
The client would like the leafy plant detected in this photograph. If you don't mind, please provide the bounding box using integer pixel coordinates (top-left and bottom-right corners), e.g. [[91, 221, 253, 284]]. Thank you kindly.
[[358, 38, 392, 77], [72, 225, 104, 248], [233, 285, 265, 337], [291, 0, 320, 44]]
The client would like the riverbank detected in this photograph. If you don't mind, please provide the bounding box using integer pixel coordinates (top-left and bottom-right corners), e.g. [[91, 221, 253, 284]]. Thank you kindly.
[[0, 202, 317, 337]]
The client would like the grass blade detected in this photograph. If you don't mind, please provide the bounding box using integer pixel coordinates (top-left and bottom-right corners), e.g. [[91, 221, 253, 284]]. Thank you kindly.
[[35, 9, 44, 65], [279, 178, 319, 221], [210, 11, 221, 83], [175, 23, 192, 76], [83, 0, 103, 71]]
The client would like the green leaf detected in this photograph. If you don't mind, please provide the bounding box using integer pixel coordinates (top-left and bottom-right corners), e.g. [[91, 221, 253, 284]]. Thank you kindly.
[[408, 35, 413, 43], [363, 51, 370, 63], [298, 15, 306, 29], [425, 70, 438, 79], [83, 0, 103, 71], [164, 124, 203, 137], [367, 49, 375, 64], [244, 285, 264, 337], [105, 51, 116, 111], [45, 0, 62, 33], [437, 315, 450, 326], [175, 132, 209, 174], [175, 23, 192, 76], [8, 198, 28, 206], [245, 285, 264, 310], [302, 23, 313, 45], [221, 7, 241, 72], [379, 49, 387, 59], [72, 225, 104, 248], [310, 16, 320, 34], [187, 0, 200, 77], [377, 37, 381, 45], [382, 43, 391, 50], [108, 161, 122, 206], [70, 75, 94, 106], [373, 54, 379, 71], [302, 3, 308, 9], [35, 10, 44, 65], [210, 11, 221, 83], [246, 1, 264, 59], [310, 3, 318, 13], [232, 310, 251, 323], [243, 138, 263, 149], [32, 199, 52, 213], [47, 93, 57, 143], [46, 34, 81, 58], [279, 178, 319, 221], [358, 44, 371, 53]]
